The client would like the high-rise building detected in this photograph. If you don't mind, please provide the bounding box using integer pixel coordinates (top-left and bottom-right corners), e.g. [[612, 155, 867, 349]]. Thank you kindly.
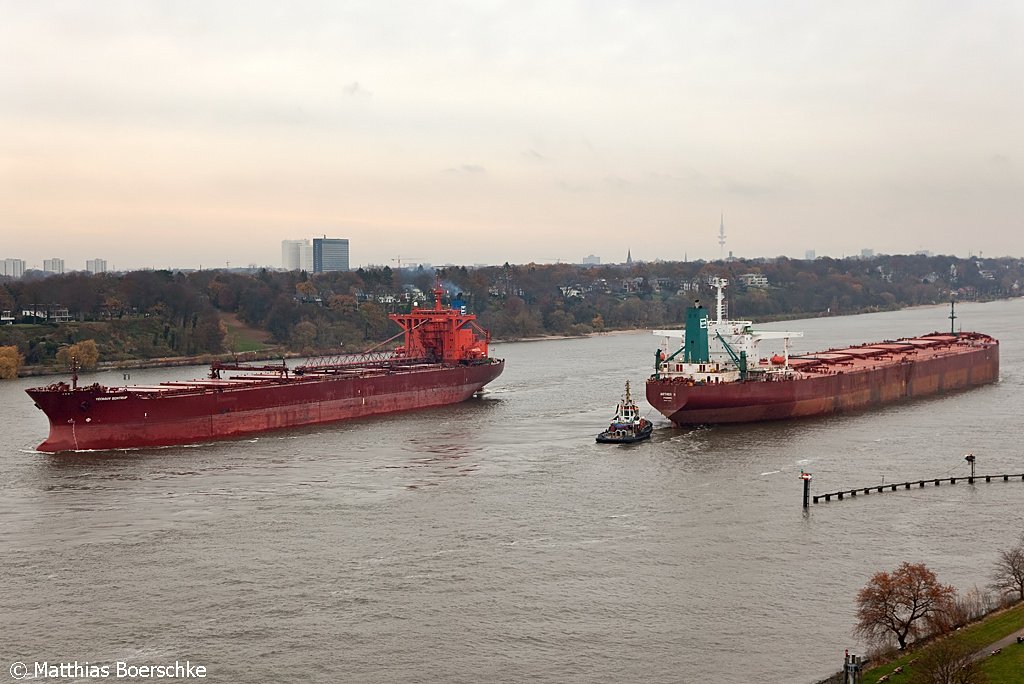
[[805, 250, 816, 260], [582, 254, 601, 265], [1, 258, 26, 278], [43, 258, 65, 274], [86, 259, 107, 274], [281, 239, 313, 272], [313, 237, 350, 273]]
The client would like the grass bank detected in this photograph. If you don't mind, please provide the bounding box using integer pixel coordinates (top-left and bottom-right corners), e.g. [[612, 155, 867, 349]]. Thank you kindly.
[[852, 603, 1024, 683]]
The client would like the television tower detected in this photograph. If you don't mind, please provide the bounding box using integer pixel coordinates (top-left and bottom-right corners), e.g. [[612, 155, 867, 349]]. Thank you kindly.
[[718, 212, 726, 259]]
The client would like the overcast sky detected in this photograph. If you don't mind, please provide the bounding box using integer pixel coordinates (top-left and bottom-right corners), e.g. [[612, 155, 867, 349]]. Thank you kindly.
[[1, 1, 1021, 271]]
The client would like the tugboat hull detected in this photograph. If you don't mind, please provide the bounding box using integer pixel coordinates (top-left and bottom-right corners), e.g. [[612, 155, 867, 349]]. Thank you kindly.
[[596, 421, 653, 444]]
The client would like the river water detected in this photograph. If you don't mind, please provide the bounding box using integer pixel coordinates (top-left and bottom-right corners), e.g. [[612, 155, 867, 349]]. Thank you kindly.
[[2, 299, 1023, 683]]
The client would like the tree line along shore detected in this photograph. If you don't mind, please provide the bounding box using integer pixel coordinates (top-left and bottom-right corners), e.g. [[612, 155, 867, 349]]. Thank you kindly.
[[1, 253, 1021, 378], [814, 539, 1024, 683]]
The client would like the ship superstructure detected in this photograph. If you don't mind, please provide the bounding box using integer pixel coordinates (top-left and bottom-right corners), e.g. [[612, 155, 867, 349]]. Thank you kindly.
[[651, 278, 804, 386]]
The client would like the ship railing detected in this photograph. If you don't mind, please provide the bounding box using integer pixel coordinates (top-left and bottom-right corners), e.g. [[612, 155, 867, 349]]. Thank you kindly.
[[296, 320, 437, 372], [296, 349, 400, 371], [210, 361, 290, 378], [295, 352, 440, 374]]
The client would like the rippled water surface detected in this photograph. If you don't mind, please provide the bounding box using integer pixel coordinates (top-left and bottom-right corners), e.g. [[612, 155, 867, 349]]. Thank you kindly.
[[3, 299, 1023, 682]]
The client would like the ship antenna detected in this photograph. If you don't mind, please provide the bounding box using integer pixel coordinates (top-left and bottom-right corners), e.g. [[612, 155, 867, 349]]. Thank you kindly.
[[949, 295, 957, 336], [70, 355, 79, 390]]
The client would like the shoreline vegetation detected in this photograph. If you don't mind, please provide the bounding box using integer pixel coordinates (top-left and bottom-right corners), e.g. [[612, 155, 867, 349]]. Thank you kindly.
[[15, 328, 649, 378], [818, 538, 1024, 682], [10, 295, 1016, 379], [816, 601, 1024, 683], [2, 255, 1022, 379]]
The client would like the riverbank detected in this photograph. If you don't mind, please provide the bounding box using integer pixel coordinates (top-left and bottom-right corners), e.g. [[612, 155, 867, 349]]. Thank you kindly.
[[814, 602, 1024, 683], [13, 329, 646, 378], [491, 328, 643, 344], [10, 294, 1016, 379]]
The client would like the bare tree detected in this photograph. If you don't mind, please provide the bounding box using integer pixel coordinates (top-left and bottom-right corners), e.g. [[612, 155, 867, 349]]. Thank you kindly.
[[943, 586, 997, 631], [909, 638, 988, 684], [989, 536, 1024, 602], [855, 562, 957, 650]]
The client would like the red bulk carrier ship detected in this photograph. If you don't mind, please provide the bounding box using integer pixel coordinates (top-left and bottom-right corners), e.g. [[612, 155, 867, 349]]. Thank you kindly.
[[27, 284, 504, 452], [646, 279, 998, 425]]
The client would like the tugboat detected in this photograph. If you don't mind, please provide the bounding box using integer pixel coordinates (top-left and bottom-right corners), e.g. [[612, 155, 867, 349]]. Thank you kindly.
[[596, 380, 653, 444]]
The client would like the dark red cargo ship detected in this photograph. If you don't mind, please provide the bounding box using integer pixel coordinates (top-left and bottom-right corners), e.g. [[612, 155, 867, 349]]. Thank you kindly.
[[27, 285, 504, 452], [646, 279, 999, 425]]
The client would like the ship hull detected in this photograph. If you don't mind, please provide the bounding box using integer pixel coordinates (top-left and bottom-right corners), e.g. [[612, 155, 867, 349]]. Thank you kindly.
[[647, 338, 998, 425], [27, 361, 504, 452]]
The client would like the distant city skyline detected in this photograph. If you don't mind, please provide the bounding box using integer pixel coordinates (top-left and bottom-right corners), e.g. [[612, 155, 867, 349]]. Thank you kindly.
[[0, 256, 110, 273], [2, 3, 1022, 270], [0, 241, 1014, 276], [3, 218, 1019, 273]]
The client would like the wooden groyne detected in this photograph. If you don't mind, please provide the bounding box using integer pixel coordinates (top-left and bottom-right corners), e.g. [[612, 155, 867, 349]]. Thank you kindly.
[[813, 474, 1024, 504]]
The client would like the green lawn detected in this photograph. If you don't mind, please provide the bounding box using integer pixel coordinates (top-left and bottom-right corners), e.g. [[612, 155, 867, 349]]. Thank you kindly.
[[981, 642, 1024, 682], [862, 603, 1024, 682], [226, 333, 269, 353], [221, 315, 274, 353]]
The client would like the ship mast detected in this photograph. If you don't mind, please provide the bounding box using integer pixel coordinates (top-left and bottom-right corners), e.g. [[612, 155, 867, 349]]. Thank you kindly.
[[713, 278, 728, 322], [433, 280, 445, 310]]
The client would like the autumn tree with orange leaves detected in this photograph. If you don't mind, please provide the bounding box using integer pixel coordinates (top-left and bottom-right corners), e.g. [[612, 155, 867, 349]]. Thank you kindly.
[[855, 562, 956, 650], [55, 340, 99, 370]]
